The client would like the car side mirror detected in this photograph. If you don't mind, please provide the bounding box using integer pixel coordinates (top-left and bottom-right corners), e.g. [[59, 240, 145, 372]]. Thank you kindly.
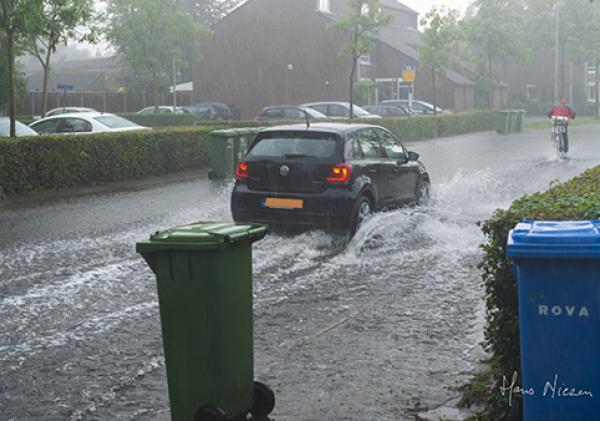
[[408, 151, 419, 161]]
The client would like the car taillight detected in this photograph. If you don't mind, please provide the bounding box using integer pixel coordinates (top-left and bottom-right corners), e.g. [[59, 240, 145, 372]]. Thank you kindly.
[[326, 164, 352, 184], [235, 161, 249, 180]]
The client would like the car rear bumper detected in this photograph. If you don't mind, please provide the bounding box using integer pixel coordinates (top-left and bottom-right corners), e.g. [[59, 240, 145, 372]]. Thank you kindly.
[[231, 184, 356, 228]]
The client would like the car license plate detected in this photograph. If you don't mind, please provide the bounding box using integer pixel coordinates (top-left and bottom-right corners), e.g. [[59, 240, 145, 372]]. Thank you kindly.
[[264, 198, 304, 209]]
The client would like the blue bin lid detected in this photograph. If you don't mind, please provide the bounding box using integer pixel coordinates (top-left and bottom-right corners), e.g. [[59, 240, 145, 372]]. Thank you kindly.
[[507, 220, 600, 259]]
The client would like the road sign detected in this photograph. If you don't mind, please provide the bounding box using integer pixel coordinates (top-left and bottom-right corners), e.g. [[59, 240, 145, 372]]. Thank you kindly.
[[402, 65, 416, 83], [56, 84, 74, 91]]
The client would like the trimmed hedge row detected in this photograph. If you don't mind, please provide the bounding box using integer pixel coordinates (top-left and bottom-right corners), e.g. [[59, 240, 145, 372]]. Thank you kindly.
[[0, 127, 213, 196], [465, 166, 600, 419], [0, 110, 498, 197], [378, 110, 497, 142]]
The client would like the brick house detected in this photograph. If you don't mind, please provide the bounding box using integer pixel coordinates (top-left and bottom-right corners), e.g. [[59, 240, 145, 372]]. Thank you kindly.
[[194, 0, 476, 119]]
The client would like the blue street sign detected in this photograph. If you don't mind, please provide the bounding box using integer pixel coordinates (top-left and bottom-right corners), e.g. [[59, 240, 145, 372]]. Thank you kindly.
[[56, 84, 74, 91]]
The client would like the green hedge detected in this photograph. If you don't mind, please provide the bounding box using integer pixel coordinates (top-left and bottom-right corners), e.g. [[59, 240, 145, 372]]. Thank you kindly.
[[378, 110, 497, 142], [0, 111, 499, 197], [465, 166, 600, 419], [0, 127, 213, 196]]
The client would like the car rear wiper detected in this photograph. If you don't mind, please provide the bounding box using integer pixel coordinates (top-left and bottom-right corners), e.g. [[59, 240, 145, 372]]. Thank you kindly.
[[283, 154, 316, 159]]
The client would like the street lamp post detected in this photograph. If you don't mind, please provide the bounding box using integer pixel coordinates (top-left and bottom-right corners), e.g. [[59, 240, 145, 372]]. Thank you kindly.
[[172, 53, 177, 112], [554, 0, 560, 103]]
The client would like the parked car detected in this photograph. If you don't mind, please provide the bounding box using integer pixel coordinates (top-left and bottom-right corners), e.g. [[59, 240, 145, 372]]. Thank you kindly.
[[137, 106, 189, 114], [188, 102, 239, 120], [29, 113, 150, 135], [45, 107, 97, 117], [379, 100, 449, 115], [231, 123, 430, 234], [256, 106, 328, 121], [0, 118, 39, 137], [302, 102, 382, 119], [363, 105, 410, 118]]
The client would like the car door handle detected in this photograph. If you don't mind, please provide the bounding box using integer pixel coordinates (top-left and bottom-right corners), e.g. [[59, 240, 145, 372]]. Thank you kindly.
[[367, 168, 377, 174], [392, 166, 402, 173]]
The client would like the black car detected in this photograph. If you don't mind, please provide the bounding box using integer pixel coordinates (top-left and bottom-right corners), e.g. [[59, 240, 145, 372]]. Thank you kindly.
[[231, 123, 430, 234]]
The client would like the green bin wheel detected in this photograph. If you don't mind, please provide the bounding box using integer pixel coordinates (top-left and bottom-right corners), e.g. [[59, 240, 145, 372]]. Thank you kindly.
[[250, 381, 275, 418], [207, 169, 218, 180], [194, 405, 227, 421]]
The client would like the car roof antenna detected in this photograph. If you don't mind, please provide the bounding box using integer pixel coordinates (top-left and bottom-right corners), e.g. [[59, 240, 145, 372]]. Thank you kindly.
[[302, 107, 311, 130]]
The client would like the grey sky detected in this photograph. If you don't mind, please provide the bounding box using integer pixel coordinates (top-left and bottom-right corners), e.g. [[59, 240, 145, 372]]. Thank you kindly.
[[401, 0, 472, 15]]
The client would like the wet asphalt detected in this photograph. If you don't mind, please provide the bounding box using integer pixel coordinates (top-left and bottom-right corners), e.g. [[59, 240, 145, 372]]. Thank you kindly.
[[1, 124, 600, 421]]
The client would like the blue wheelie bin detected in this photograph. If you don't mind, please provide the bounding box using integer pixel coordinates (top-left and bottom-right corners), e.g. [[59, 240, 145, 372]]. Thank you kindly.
[[507, 220, 600, 421]]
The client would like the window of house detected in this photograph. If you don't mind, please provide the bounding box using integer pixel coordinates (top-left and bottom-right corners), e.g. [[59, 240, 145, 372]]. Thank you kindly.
[[588, 83, 597, 103], [586, 61, 597, 74], [318, 0, 330, 12], [360, 54, 372, 65], [361, 4, 369, 15], [526, 85, 539, 102]]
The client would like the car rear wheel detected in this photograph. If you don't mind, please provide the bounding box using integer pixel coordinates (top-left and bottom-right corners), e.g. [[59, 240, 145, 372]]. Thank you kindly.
[[416, 179, 430, 206], [350, 195, 373, 235]]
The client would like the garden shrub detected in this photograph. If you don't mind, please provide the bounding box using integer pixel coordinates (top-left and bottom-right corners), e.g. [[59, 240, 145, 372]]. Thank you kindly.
[[0, 127, 213, 196], [465, 166, 600, 419]]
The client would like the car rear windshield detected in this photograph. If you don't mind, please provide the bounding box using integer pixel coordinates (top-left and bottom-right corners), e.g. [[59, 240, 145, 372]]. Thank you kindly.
[[248, 132, 339, 159], [94, 115, 139, 129]]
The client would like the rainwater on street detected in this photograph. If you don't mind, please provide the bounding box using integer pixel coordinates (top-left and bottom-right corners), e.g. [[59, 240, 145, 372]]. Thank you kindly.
[[2, 125, 600, 420]]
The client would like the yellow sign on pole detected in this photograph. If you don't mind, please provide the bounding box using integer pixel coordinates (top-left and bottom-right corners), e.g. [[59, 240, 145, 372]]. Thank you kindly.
[[402, 65, 416, 83]]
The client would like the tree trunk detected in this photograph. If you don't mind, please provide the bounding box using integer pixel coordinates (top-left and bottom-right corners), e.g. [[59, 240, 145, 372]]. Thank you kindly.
[[41, 45, 53, 117], [432, 67, 437, 116], [349, 56, 357, 122], [7, 33, 16, 137], [594, 60, 600, 120], [153, 74, 159, 112], [488, 49, 494, 110]]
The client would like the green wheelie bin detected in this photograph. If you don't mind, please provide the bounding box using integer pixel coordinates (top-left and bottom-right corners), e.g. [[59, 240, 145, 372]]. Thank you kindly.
[[136, 222, 275, 421], [515, 109, 526, 132], [233, 128, 262, 169], [208, 130, 236, 179], [496, 110, 511, 134]]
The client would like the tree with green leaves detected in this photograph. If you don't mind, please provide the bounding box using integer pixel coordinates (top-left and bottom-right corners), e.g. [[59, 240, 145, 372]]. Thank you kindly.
[[330, 0, 391, 121], [464, 0, 529, 108], [0, 0, 43, 136], [27, 0, 98, 117], [419, 7, 460, 115], [176, 0, 242, 26], [105, 0, 210, 110]]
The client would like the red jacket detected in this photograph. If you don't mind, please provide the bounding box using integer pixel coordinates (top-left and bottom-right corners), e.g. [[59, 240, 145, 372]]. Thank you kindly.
[[548, 106, 576, 119]]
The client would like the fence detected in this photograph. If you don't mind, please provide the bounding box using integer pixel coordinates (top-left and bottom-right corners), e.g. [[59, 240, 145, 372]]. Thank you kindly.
[[23, 91, 195, 116]]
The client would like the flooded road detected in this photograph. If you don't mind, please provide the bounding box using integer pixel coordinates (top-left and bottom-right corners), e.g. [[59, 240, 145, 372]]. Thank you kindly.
[[1, 125, 600, 420]]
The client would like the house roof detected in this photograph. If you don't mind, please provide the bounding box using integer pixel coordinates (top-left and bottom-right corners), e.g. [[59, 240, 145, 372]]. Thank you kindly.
[[380, 0, 418, 15], [318, 12, 475, 87]]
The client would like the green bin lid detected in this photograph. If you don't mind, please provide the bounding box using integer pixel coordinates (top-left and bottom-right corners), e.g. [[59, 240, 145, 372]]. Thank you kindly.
[[136, 222, 268, 254]]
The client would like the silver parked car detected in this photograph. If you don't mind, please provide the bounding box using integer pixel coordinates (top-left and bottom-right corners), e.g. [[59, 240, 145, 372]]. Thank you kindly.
[[137, 106, 189, 114], [0, 118, 39, 137], [30, 113, 150, 135], [45, 107, 97, 117], [302, 102, 381, 119]]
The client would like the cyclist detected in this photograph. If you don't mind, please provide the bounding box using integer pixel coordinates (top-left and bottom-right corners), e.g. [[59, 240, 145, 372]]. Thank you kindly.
[[548, 100, 576, 152]]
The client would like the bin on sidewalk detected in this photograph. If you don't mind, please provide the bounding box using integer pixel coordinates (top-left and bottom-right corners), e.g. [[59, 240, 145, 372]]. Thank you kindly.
[[496, 110, 512, 134], [136, 222, 275, 421], [233, 128, 262, 169], [515, 110, 527, 132], [507, 220, 600, 421], [208, 130, 236, 179]]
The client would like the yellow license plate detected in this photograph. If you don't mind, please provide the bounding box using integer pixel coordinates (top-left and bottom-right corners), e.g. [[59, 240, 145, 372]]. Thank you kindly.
[[264, 198, 304, 209]]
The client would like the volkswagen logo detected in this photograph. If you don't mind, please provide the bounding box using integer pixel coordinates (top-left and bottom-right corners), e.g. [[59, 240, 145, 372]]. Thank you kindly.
[[280, 165, 290, 177]]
